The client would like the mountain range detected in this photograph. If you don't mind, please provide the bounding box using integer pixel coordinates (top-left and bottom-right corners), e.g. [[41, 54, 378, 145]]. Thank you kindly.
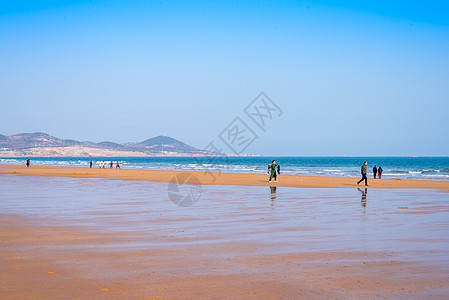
[[0, 132, 207, 156]]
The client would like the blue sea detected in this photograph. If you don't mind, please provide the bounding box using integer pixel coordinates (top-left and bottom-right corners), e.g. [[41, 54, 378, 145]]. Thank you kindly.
[[2, 156, 449, 180]]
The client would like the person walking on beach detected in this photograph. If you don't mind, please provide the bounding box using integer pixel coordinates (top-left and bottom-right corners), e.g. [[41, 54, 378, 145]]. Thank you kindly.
[[116, 161, 120, 169], [90, 160, 93, 168], [373, 165, 378, 179], [26, 158, 30, 168], [268, 160, 280, 182], [357, 161, 368, 186], [102, 160, 106, 168], [110, 161, 113, 168], [378, 166, 383, 179]]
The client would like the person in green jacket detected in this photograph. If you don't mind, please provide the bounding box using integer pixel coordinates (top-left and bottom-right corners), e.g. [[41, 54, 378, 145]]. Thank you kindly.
[[268, 160, 280, 182]]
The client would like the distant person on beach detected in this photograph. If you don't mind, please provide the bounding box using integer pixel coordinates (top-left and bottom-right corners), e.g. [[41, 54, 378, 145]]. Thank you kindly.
[[373, 165, 378, 179], [378, 166, 383, 179], [102, 160, 105, 168], [110, 161, 113, 168], [357, 161, 368, 186], [26, 158, 30, 168], [116, 161, 120, 169], [268, 160, 280, 182], [90, 160, 93, 168]]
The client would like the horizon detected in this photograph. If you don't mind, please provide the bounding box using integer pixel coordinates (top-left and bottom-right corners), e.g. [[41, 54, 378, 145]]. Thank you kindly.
[[1, 1, 448, 156]]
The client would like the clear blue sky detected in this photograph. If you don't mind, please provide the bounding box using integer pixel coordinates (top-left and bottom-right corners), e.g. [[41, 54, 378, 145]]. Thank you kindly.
[[1, 1, 448, 155]]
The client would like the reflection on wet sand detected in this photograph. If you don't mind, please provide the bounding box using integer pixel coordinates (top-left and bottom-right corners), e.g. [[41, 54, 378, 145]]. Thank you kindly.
[[358, 188, 367, 208], [270, 186, 277, 205]]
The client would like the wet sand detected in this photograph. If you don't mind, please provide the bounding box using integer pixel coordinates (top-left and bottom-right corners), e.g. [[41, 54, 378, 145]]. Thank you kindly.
[[3, 215, 448, 299], [1, 164, 449, 191], [1, 175, 449, 299]]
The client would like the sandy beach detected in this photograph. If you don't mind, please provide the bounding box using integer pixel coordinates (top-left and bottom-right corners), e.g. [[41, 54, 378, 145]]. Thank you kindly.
[[1, 164, 449, 191], [2, 214, 447, 299], [3, 0, 449, 298], [1, 167, 449, 299]]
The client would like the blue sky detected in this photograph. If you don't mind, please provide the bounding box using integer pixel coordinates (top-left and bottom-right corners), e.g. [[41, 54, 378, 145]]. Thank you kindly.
[[1, 1, 448, 155]]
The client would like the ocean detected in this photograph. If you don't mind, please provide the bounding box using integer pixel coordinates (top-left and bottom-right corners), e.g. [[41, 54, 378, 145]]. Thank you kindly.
[[1, 156, 448, 180]]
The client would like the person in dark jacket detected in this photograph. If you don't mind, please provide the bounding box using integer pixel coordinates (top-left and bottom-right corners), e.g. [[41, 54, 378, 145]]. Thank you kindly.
[[90, 160, 93, 168], [357, 161, 368, 186], [378, 166, 383, 179], [373, 165, 378, 179]]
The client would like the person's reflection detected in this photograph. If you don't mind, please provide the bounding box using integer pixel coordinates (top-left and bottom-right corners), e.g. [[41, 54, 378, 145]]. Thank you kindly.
[[357, 188, 367, 208], [270, 186, 277, 206]]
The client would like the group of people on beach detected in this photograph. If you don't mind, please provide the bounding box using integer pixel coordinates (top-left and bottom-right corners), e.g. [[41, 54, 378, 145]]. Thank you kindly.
[[373, 165, 383, 179], [93, 160, 120, 169], [267, 160, 383, 187], [357, 161, 384, 186], [25, 159, 121, 169]]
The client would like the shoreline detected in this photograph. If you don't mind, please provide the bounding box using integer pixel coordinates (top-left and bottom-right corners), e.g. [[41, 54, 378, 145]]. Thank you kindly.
[[1, 164, 448, 191]]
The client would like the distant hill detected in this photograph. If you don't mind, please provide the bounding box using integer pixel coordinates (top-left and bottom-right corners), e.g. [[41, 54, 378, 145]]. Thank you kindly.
[[127, 135, 198, 153], [0, 132, 78, 149], [96, 141, 125, 150], [0, 132, 208, 156]]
